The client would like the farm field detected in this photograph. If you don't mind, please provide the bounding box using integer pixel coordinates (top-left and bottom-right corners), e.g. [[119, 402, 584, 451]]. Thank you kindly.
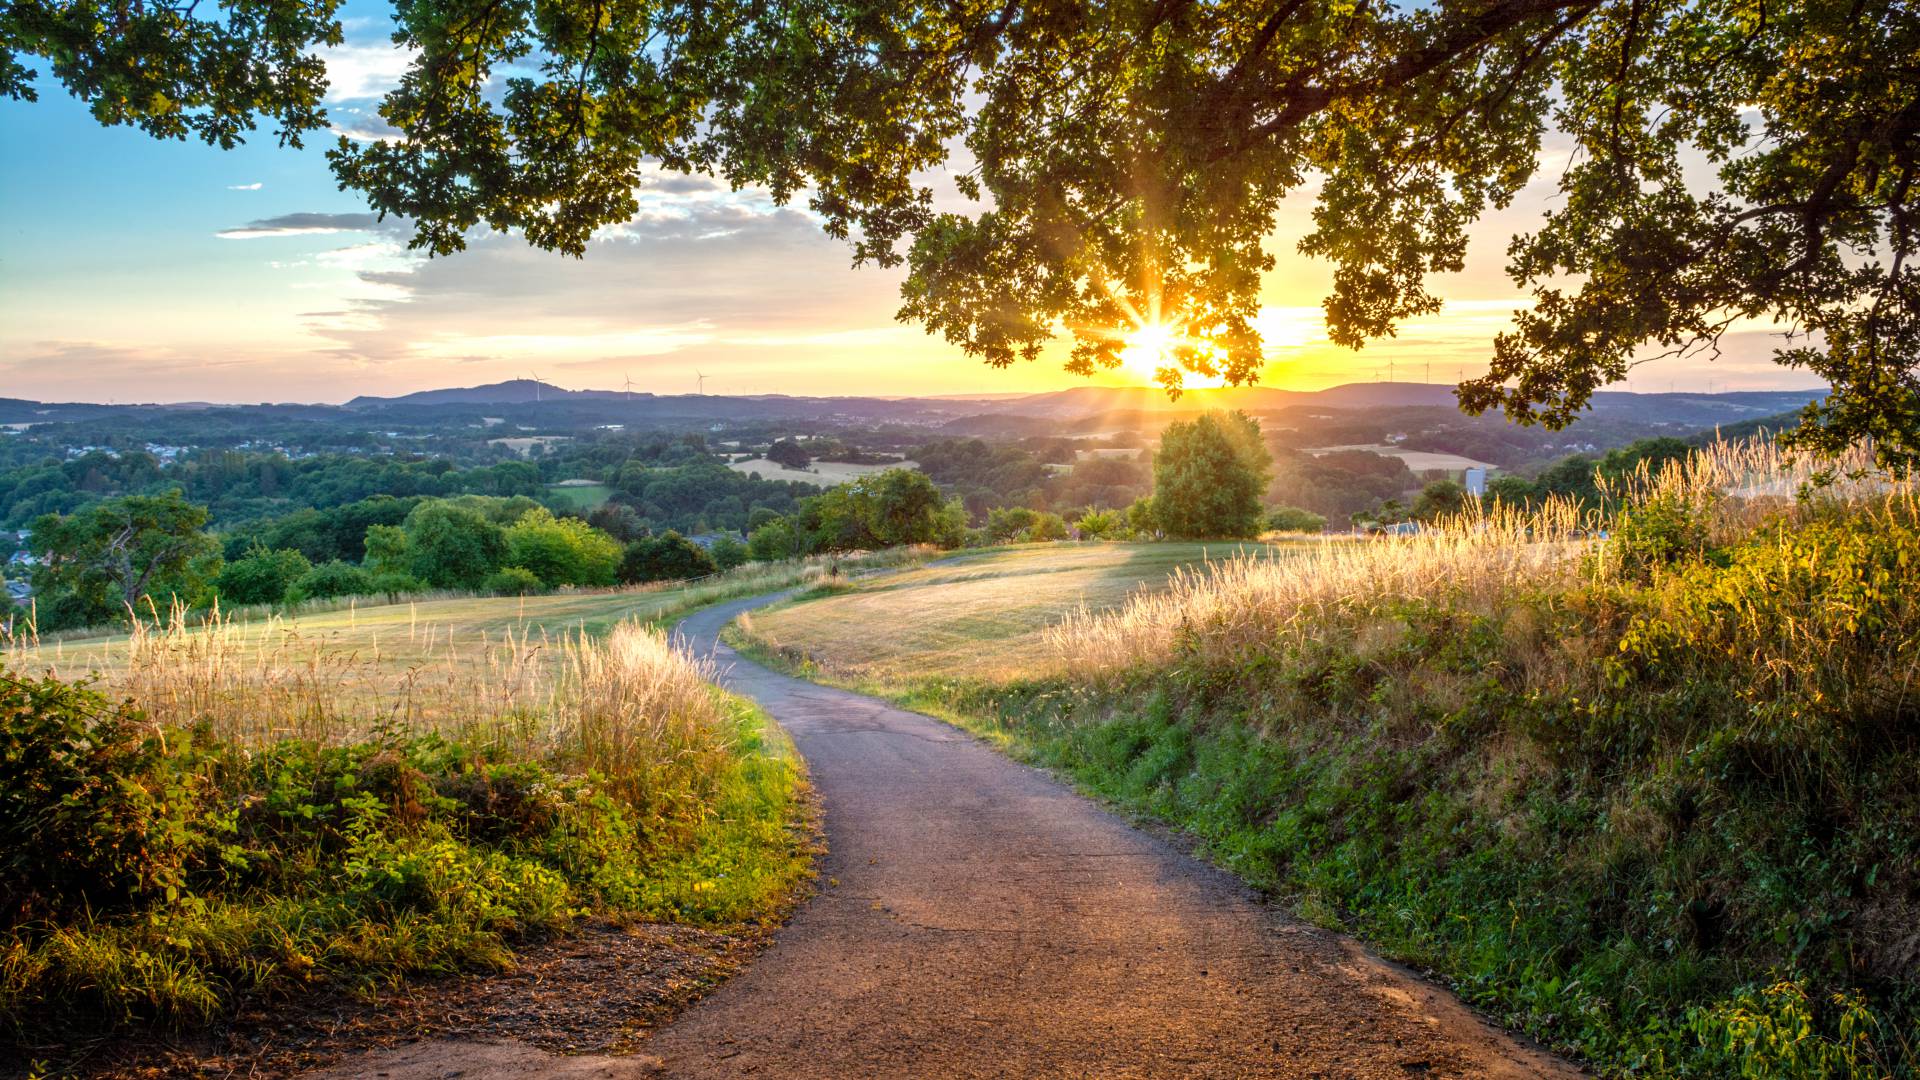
[[739, 540, 1304, 682], [544, 480, 616, 509], [726, 457, 916, 487], [1305, 443, 1497, 472]]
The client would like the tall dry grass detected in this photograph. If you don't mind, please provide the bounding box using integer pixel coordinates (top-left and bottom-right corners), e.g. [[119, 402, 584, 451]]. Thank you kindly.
[[1047, 438, 1911, 680], [4, 601, 736, 815]]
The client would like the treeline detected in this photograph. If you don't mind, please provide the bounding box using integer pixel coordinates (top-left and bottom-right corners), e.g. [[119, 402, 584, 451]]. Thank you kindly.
[[0, 436, 819, 541], [7, 490, 748, 632]]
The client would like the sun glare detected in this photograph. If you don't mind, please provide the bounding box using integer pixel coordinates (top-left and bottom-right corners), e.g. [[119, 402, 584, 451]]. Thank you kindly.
[[1119, 322, 1228, 388]]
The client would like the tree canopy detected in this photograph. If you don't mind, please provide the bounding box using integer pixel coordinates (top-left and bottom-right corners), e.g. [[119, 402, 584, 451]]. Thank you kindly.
[[1152, 411, 1270, 538], [11, 0, 1918, 461]]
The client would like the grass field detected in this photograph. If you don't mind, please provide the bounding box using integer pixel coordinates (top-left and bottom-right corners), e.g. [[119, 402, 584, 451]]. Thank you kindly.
[[738, 540, 1304, 682], [6, 552, 926, 738], [544, 481, 615, 510]]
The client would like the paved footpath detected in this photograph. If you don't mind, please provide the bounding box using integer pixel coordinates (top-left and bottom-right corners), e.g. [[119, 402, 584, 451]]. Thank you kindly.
[[310, 591, 1582, 1079]]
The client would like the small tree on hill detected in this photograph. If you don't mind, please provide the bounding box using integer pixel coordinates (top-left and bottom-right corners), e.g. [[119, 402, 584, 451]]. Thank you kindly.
[[1150, 413, 1269, 539]]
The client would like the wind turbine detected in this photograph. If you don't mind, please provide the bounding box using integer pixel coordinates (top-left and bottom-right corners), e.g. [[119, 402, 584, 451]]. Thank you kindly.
[[695, 370, 707, 396], [526, 370, 543, 402], [623, 372, 637, 399]]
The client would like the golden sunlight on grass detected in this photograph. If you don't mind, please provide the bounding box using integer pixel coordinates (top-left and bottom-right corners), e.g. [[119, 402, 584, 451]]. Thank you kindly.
[[738, 541, 1304, 682], [1048, 438, 1908, 681], [2, 553, 923, 743]]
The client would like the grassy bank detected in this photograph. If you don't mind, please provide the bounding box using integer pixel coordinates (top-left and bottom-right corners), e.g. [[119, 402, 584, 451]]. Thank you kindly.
[[732, 444, 1918, 1078], [0, 557, 857, 1052]]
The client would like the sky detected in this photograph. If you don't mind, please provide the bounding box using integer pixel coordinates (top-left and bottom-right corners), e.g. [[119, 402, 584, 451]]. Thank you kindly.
[[0, 16, 1827, 406]]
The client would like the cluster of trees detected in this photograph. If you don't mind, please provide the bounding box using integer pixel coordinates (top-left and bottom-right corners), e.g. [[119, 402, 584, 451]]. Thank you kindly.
[[11, 490, 743, 632], [0, 450, 548, 530], [745, 469, 966, 559], [911, 437, 1150, 518]]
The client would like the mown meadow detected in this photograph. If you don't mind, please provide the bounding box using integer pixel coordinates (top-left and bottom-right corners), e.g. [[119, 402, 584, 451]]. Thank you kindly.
[[0, 552, 920, 1054], [734, 442, 1919, 1079]]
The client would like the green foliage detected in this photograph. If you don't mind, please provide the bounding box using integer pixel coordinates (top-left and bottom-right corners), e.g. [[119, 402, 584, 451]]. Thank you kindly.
[[1263, 506, 1327, 533], [0, 672, 201, 921], [747, 519, 799, 563], [285, 559, 374, 603], [0, 0, 341, 148], [483, 566, 543, 595], [1074, 508, 1122, 539], [765, 439, 811, 470], [29, 0, 1920, 459], [709, 534, 749, 571], [0, 671, 810, 1038], [1411, 479, 1469, 522], [215, 546, 312, 606], [1124, 496, 1158, 536], [402, 501, 508, 589], [1151, 412, 1268, 539], [620, 531, 717, 584], [29, 490, 222, 630], [504, 508, 621, 588]]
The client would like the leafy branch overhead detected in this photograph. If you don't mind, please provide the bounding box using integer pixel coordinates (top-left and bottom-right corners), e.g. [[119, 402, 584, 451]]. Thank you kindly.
[[8, 0, 1917, 462]]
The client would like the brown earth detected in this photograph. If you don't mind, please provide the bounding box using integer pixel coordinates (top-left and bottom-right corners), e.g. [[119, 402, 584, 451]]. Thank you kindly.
[[305, 591, 1583, 1080]]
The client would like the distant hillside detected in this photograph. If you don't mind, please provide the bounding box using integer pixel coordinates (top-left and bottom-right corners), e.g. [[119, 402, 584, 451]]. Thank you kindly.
[[345, 379, 636, 407]]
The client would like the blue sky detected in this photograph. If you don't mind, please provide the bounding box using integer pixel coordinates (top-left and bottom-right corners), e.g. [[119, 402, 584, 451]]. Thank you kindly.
[[0, 17, 1827, 404]]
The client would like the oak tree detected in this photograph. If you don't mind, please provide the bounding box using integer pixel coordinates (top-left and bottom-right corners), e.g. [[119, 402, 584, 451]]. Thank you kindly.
[[12, 0, 1918, 462]]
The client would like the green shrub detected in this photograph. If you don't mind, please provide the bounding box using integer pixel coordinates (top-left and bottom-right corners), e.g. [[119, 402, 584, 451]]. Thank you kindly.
[[1264, 506, 1327, 533], [0, 674, 810, 1040], [0, 672, 204, 920], [485, 566, 544, 595], [215, 546, 312, 606], [287, 559, 374, 602]]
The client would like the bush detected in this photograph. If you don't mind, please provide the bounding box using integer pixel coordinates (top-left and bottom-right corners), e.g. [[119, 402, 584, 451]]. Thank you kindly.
[[985, 506, 1037, 541], [484, 566, 543, 595], [215, 546, 312, 606], [710, 534, 749, 571], [286, 560, 373, 602], [1074, 508, 1122, 539], [1025, 511, 1069, 542], [747, 519, 798, 562], [1, 662, 811, 1040], [0, 671, 200, 922], [505, 508, 621, 587], [1264, 506, 1327, 533], [621, 531, 718, 583]]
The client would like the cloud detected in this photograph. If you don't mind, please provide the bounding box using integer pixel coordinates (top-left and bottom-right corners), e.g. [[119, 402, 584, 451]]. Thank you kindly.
[[227, 182, 263, 191], [217, 213, 390, 239], [318, 41, 416, 102], [305, 193, 921, 376]]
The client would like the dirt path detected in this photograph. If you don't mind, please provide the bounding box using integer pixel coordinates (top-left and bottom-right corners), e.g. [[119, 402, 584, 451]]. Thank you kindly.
[[312, 591, 1583, 1079]]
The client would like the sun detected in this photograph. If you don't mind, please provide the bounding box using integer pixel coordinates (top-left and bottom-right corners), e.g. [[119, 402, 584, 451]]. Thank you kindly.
[[1118, 322, 1227, 387]]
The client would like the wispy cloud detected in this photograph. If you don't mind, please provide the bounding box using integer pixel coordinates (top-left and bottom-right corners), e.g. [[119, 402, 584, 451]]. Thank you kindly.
[[227, 182, 263, 191], [217, 213, 389, 239]]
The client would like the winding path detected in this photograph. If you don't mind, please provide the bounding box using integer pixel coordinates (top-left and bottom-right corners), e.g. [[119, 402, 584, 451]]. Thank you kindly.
[[308, 591, 1582, 1079], [638, 593, 1576, 1078]]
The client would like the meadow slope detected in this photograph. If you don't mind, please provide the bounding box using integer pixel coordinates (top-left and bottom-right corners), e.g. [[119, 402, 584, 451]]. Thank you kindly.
[[733, 449, 1920, 1079]]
